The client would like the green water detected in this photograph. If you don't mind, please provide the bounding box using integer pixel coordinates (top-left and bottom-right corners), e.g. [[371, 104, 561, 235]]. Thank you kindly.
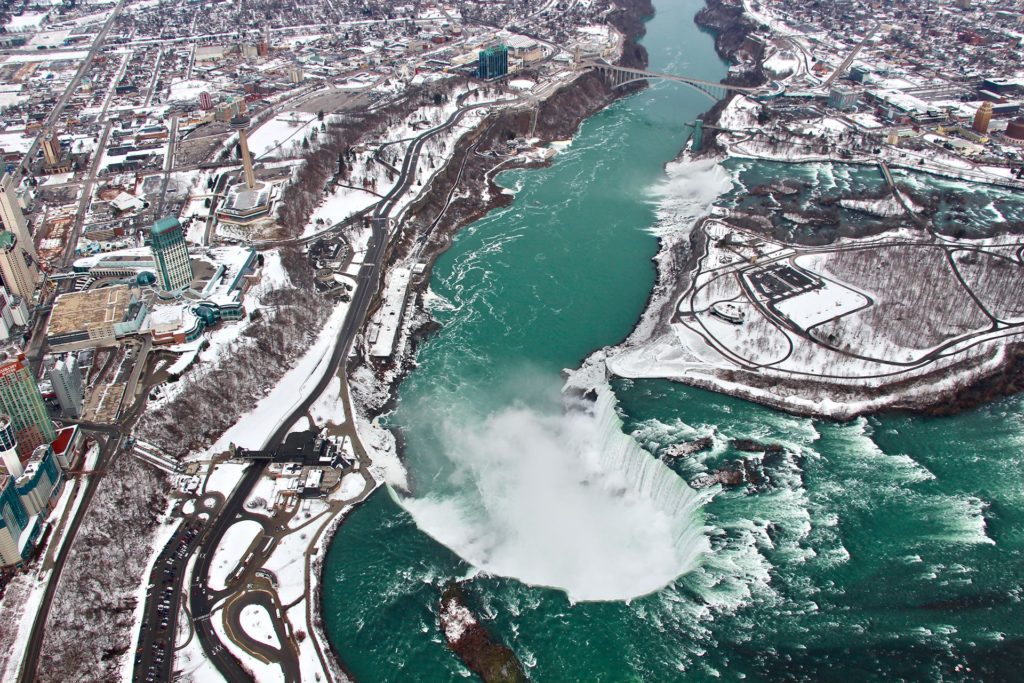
[[322, 0, 1024, 679]]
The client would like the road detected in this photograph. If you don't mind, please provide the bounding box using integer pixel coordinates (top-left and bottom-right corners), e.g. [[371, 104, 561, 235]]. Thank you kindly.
[[136, 93, 518, 681], [14, 0, 125, 184], [131, 514, 206, 683], [18, 329, 173, 682], [203, 172, 231, 246], [821, 24, 879, 90], [182, 216, 389, 682], [16, 423, 125, 682], [155, 115, 180, 216]]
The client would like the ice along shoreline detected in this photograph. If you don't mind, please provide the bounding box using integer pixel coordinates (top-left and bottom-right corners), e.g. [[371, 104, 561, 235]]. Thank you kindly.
[[597, 0, 1024, 421]]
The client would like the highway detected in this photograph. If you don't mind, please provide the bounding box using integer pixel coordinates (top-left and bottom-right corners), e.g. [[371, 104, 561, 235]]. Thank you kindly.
[[134, 92, 518, 681], [181, 216, 389, 682]]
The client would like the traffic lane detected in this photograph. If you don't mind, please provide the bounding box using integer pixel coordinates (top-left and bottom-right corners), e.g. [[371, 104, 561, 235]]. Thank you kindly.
[[189, 464, 263, 683], [188, 219, 385, 680]]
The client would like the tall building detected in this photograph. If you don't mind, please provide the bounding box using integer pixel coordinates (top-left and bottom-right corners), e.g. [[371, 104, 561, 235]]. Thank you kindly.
[[0, 231, 39, 301], [0, 421, 62, 568], [289, 66, 304, 84], [214, 97, 247, 123], [478, 45, 509, 80], [0, 286, 18, 343], [47, 355, 84, 419], [973, 101, 993, 133], [0, 174, 37, 263], [150, 216, 193, 293], [41, 133, 61, 167], [231, 115, 257, 190], [1006, 117, 1024, 141], [198, 91, 213, 110], [0, 352, 55, 459], [828, 86, 859, 111], [0, 416, 20, 476]]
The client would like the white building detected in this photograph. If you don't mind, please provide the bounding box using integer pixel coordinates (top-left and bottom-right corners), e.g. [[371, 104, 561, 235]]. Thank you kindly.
[[47, 355, 84, 419]]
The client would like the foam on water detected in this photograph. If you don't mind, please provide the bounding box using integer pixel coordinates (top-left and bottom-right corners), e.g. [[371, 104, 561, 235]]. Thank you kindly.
[[918, 496, 995, 546], [647, 157, 734, 238], [396, 382, 710, 602]]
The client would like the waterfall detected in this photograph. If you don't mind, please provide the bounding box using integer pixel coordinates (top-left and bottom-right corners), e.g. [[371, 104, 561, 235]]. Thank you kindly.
[[396, 360, 710, 603]]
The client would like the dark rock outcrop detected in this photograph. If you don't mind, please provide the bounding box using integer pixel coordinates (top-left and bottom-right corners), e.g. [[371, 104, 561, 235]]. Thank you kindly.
[[440, 584, 529, 683]]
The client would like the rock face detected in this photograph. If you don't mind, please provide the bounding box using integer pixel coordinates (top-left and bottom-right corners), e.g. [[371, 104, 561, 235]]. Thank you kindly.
[[690, 459, 755, 488], [662, 436, 714, 461], [440, 584, 529, 683], [694, 0, 766, 70], [731, 439, 785, 454]]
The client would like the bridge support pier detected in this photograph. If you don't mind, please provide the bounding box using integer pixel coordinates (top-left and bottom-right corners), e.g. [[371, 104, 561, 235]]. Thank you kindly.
[[691, 118, 704, 152]]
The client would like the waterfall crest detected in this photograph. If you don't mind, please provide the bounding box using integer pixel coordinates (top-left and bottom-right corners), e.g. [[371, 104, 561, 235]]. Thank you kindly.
[[396, 360, 709, 602]]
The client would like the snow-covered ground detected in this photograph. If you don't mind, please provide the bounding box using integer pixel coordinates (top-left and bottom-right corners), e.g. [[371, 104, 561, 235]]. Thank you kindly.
[[301, 183, 380, 238], [261, 529, 309, 605], [369, 266, 412, 357], [208, 519, 263, 591], [440, 595, 477, 645], [239, 604, 281, 649], [204, 462, 249, 497], [773, 277, 869, 329], [337, 473, 365, 501], [310, 376, 345, 427], [717, 95, 761, 131], [248, 111, 318, 159]]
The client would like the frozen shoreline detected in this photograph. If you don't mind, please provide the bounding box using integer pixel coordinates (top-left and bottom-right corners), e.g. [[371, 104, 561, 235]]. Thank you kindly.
[[597, 94, 1024, 421]]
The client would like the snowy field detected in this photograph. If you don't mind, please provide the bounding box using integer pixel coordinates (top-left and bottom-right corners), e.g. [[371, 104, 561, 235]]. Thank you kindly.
[[240, 604, 281, 649], [248, 112, 318, 159], [773, 278, 869, 329], [369, 267, 412, 357], [208, 519, 263, 591], [310, 376, 345, 427]]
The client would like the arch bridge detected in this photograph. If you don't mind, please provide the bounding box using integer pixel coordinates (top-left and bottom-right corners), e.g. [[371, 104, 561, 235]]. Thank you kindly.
[[580, 58, 759, 101]]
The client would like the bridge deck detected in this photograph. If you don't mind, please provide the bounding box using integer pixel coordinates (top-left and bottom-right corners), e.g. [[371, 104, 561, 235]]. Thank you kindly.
[[580, 60, 759, 94]]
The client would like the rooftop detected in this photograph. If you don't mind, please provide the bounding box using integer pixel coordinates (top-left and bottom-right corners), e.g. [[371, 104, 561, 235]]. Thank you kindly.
[[152, 216, 181, 236], [47, 285, 133, 337]]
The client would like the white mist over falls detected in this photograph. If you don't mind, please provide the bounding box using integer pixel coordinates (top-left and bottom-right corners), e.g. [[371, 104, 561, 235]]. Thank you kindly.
[[395, 376, 710, 603]]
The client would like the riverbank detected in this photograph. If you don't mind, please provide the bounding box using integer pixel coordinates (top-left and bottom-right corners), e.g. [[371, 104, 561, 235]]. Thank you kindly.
[[344, 0, 656, 446], [317, 0, 662, 676], [315, 1, 1024, 679], [593, 0, 1024, 422]]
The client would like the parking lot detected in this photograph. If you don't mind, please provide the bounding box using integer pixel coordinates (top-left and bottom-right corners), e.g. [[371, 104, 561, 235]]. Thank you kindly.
[[749, 264, 821, 301], [133, 518, 203, 683]]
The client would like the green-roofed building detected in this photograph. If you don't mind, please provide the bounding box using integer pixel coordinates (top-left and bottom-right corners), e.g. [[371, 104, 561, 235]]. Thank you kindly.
[[0, 229, 39, 300], [149, 216, 193, 294]]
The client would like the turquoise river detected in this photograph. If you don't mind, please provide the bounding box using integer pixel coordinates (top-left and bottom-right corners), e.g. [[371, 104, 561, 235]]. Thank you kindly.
[[322, 0, 1024, 679]]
